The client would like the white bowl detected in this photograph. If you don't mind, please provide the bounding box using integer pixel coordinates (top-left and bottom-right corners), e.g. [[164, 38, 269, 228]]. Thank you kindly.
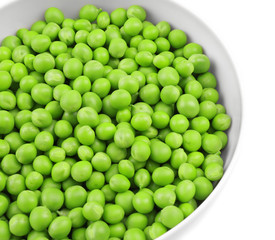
[[0, 0, 242, 239]]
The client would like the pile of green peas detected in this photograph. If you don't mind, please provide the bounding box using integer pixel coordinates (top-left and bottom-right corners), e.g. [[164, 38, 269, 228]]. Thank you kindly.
[[0, 4, 231, 240]]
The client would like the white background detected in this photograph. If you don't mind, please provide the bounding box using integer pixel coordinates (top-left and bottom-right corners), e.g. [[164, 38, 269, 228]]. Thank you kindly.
[[1, 0, 275, 239]]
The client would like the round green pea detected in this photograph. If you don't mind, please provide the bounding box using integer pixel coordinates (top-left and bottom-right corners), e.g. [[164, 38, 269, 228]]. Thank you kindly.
[[71, 161, 93, 182], [86, 221, 110, 240], [133, 191, 154, 214], [189, 54, 210, 74], [29, 206, 52, 231], [65, 185, 87, 209], [193, 177, 213, 200], [150, 139, 171, 164], [124, 17, 143, 36], [82, 201, 104, 221], [109, 38, 127, 58], [154, 187, 176, 208], [202, 133, 222, 154], [41, 188, 64, 211], [152, 166, 174, 186], [9, 214, 31, 237], [48, 216, 72, 239]]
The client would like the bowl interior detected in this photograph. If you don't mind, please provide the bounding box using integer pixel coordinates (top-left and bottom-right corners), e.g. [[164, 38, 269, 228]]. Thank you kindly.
[[0, 0, 242, 238]]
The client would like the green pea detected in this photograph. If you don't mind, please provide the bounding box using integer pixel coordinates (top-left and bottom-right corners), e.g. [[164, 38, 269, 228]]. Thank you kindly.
[[90, 152, 110, 172], [139, 84, 161, 105], [83, 60, 105, 82], [177, 94, 200, 118], [150, 139, 171, 164], [127, 5, 147, 21], [197, 72, 216, 89], [156, 21, 171, 38], [190, 116, 210, 134], [114, 127, 135, 148], [202, 133, 222, 154], [0, 46, 12, 61], [110, 8, 127, 27], [63, 58, 83, 80], [124, 18, 143, 36], [31, 20, 47, 33], [134, 168, 151, 188], [41, 188, 64, 211], [214, 131, 228, 149], [97, 11, 110, 29], [165, 132, 183, 149], [152, 166, 174, 186], [132, 102, 153, 116], [199, 100, 217, 120], [182, 42, 203, 59], [71, 161, 93, 182], [2, 35, 21, 51], [153, 187, 176, 208], [68, 207, 86, 229], [169, 114, 189, 133], [86, 221, 110, 240], [124, 228, 146, 240], [0, 71, 12, 91], [0, 220, 11, 240], [131, 140, 151, 162], [79, 4, 101, 22], [116, 108, 132, 123], [42, 22, 61, 41], [29, 206, 52, 231], [92, 78, 111, 98], [33, 53, 55, 73], [44, 7, 64, 25], [106, 142, 127, 163], [110, 89, 132, 110], [216, 103, 226, 114], [160, 205, 184, 228], [200, 88, 219, 103], [96, 122, 116, 140], [87, 29, 106, 49], [75, 29, 89, 44], [132, 191, 154, 214], [193, 176, 213, 200], [152, 111, 170, 129], [58, 27, 75, 46], [65, 185, 87, 209], [212, 113, 231, 131], [189, 54, 210, 74], [179, 202, 195, 218], [51, 161, 71, 182], [77, 145, 94, 162], [48, 216, 72, 239], [126, 212, 148, 230], [103, 204, 125, 224], [94, 47, 110, 65], [205, 163, 224, 181], [30, 34, 51, 53], [109, 174, 131, 193], [82, 201, 104, 221], [138, 39, 157, 54], [109, 38, 127, 58], [187, 151, 205, 167], [9, 214, 31, 237], [158, 66, 179, 87], [118, 160, 135, 178], [61, 137, 80, 156]]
